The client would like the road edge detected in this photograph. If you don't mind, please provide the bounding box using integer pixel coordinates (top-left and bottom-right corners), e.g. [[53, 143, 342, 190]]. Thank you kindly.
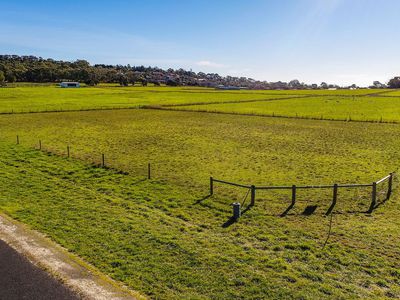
[[0, 212, 146, 300]]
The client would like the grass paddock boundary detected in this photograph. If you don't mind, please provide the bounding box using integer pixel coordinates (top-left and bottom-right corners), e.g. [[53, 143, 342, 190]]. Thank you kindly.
[[8, 133, 397, 219], [142, 105, 400, 125], [210, 174, 395, 217]]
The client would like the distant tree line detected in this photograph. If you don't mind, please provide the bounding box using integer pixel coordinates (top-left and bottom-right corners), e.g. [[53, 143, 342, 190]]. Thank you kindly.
[[387, 77, 400, 89], [1, 55, 399, 89]]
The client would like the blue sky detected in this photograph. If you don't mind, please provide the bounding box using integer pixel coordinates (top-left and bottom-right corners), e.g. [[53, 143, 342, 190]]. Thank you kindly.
[[0, 0, 399, 86]]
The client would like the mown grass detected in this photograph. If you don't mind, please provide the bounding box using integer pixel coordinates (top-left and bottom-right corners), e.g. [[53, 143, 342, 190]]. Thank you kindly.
[[0, 109, 398, 191], [1, 142, 400, 299], [0, 85, 309, 113], [0, 85, 391, 114], [173, 95, 400, 123], [384, 90, 400, 96], [1, 86, 400, 299]]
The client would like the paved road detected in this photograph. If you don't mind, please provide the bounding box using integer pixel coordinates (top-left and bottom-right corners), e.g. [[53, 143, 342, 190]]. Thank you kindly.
[[0, 239, 79, 300]]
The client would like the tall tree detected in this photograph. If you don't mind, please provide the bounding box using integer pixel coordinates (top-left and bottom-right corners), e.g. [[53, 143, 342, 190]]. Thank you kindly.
[[6, 72, 16, 83], [388, 77, 400, 88], [0, 70, 5, 86]]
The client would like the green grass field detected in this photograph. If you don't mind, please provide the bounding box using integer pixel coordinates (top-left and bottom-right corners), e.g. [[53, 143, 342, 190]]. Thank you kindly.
[[0, 109, 398, 189], [1, 85, 399, 123], [1, 85, 400, 299], [1, 141, 400, 299], [174, 95, 400, 122], [384, 90, 400, 96], [0, 85, 308, 113]]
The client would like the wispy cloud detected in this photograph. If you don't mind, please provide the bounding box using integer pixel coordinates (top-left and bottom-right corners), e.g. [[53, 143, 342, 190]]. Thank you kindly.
[[195, 60, 226, 68]]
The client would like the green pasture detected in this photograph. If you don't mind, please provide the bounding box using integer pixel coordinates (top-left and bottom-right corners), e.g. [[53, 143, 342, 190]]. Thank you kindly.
[[175, 95, 400, 122], [0, 85, 307, 113], [0, 109, 398, 191], [1, 85, 400, 299], [1, 140, 399, 299], [0, 85, 398, 123], [384, 90, 400, 96]]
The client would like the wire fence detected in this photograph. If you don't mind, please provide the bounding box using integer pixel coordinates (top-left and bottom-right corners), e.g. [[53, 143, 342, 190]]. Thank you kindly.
[[16, 135, 152, 179], [210, 173, 395, 215], [11, 134, 397, 217]]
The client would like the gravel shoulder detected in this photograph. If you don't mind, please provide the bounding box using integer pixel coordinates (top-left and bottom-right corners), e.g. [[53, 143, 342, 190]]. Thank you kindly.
[[0, 213, 144, 300], [0, 239, 80, 300]]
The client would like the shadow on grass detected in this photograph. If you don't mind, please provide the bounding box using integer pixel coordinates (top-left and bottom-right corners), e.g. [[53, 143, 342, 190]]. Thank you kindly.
[[275, 202, 333, 217], [349, 192, 392, 214], [279, 201, 319, 217], [280, 203, 295, 217], [374, 193, 391, 210], [193, 194, 211, 205], [222, 217, 236, 228], [223, 192, 394, 223], [221, 204, 253, 228], [302, 205, 318, 215]]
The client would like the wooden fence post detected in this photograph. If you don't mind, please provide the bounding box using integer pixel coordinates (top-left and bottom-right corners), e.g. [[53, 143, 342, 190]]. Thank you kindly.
[[250, 185, 256, 206], [291, 185, 296, 206], [368, 182, 377, 213], [387, 173, 393, 199], [326, 184, 338, 215], [148, 163, 151, 179], [102, 154, 105, 167], [16, 135, 19, 145], [67, 145, 70, 158], [210, 177, 213, 195], [39, 140, 41, 150]]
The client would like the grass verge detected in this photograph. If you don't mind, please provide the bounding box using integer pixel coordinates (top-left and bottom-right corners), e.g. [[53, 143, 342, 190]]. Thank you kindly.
[[0, 141, 400, 299]]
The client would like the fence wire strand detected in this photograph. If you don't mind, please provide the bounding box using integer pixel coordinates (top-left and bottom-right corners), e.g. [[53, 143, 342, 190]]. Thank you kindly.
[[241, 188, 251, 207]]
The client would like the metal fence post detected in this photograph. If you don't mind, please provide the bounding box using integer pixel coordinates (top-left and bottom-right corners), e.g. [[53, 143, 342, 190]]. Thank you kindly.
[[250, 185, 256, 206], [210, 177, 214, 195], [232, 202, 241, 219], [368, 182, 377, 213]]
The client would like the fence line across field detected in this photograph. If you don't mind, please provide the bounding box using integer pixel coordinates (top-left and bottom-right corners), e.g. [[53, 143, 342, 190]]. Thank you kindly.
[[13, 134, 395, 216], [210, 177, 380, 191], [210, 173, 395, 215], [16, 135, 152, 179]]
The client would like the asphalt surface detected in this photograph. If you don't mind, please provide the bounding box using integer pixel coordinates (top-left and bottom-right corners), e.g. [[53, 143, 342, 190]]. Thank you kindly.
[[0, 239, 79, 300]]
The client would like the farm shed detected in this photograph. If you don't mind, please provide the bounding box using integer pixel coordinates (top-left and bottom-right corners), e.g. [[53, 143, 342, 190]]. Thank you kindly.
[[60, 82, 80, 88]]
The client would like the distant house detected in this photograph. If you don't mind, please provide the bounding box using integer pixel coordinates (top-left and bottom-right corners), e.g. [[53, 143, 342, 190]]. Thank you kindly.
[[60, 82, 80, 88], [216, 85, 241, 90]]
